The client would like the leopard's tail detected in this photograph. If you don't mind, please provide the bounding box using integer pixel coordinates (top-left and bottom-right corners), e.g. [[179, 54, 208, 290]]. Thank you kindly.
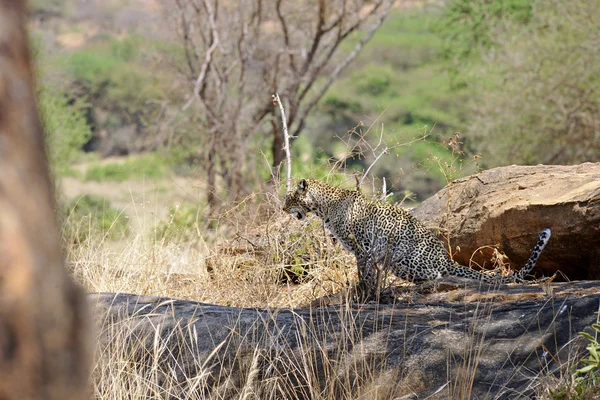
[[511, 228, 551, 281]]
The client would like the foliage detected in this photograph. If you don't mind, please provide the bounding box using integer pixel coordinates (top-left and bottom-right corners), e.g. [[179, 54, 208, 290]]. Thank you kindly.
[[34, 38, 92, 177], [577, 317, 600, 372], [436, 0, 535, 81], [38, 87, 92, 176], [462, 0, 600, 166], [311, 10, 471, 200], [356, 65, 393, 96], [84, 154, 169, 182], [62, 194, 129, 244], [68, 36, 162, 117], [62, 34, 169, 152], [547, 316, 600, 399]]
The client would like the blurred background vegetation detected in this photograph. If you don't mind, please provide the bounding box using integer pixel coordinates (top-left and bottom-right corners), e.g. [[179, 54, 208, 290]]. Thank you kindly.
[[31, 0, 599, 220]]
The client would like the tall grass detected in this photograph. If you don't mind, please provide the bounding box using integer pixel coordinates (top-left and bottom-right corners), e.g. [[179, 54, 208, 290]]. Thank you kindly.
[[65, 188, 355, 307], [65, 182, 411, 399], [91, 296, 406, 399]]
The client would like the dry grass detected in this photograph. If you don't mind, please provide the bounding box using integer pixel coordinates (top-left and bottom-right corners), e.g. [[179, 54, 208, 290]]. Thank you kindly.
[[65, 189, 356, 308], [91, 297, 405, 400]]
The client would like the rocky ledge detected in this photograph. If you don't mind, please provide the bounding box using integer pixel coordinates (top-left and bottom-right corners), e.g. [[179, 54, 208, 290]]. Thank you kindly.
[[92, 279, 600, 399]]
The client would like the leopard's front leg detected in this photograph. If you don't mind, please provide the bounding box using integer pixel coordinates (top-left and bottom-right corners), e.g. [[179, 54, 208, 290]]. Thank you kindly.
[[356, 251, 378, 301]]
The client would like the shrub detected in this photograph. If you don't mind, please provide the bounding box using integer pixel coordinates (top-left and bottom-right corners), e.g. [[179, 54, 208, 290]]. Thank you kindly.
[[30, 0, 67, 16], [354, 65, 393, 96], [35, 40, 92, 177], [439, 0, 600, 166], [154, 203, 204, 243], [66, 35, 166, 133], [38, 89, 92, 177], [62, 194, 129, 244]]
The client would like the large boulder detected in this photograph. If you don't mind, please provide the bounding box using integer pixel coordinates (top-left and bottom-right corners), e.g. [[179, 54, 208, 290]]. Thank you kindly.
[[91, 280, 600, 399], [411, 163, 600, 280]]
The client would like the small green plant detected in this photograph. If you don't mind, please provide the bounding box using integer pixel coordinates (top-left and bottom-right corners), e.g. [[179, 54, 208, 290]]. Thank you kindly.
[[577, 322, 600, 374], [62, 194, 130, 244], [576, 315, 600, 380], [425, 132, 481, 185], [154, 203, 204, 243], [551, 313, 600, 399]]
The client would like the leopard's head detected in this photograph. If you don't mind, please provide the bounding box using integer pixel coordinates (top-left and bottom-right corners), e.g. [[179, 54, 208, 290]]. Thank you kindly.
[[283, 179, 313, 220], [283, 179, 346, 220]]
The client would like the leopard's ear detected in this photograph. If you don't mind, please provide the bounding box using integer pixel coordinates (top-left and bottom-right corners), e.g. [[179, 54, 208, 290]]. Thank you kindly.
[[297, 179, 308, 193]]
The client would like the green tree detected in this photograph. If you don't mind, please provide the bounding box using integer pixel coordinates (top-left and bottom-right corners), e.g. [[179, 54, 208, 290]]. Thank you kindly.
[[39, 89, 91, 176], [439, 0, 600, 166]]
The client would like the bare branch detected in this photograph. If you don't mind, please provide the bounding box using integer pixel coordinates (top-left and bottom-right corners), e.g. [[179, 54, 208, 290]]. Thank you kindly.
[[276, 0, 298, 74], [360, 146, 388, 186], [298, 0, 327, 78], [273, 93, 292, 192], [295, 0, 386, 108], [381, 177, 387, 201], [292, 0, 393, 138], [182, 0, 220, 112]]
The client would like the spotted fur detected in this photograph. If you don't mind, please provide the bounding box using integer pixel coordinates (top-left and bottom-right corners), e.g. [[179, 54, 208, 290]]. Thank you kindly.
[[283, 179, 551, 294]]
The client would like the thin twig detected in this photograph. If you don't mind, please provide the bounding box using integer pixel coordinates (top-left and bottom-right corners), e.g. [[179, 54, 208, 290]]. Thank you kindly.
[[182, 0, 220, 112], [273, 93, 292, 192], [291, 0, 394, 138], [360, 146, 388, 186]]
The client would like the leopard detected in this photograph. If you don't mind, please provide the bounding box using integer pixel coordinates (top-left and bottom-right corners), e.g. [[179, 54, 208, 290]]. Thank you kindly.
[[283, 179, 551, 296]]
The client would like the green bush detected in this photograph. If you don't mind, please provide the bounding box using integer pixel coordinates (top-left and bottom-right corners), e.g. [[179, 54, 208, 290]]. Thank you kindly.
[[322, 96, 362, 116], [35, 40, 92, 177], [62, 194, 129, 243], [65, 35, 165, 130], [355, 66, 392, 96], [38, 89, 92, 176], [437, 0, 535, 64], [69, 50, 119, 89], [30, 0, 67, 16], [154, 204, 204, 243], [453, 0, 600, 166]]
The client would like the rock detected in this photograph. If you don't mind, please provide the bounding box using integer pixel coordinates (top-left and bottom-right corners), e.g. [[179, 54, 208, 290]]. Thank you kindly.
[[91, 280, 600, 399], [0, 4, 89, 399], [411, 163, 600, 280]]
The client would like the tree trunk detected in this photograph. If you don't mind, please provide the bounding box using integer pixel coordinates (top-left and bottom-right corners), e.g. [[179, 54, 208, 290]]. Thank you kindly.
[[206, 140, 218, 212], [0, 2, 89, 399]]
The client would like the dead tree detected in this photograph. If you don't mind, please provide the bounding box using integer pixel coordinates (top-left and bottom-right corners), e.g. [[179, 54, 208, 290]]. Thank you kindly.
[[0, 2, 89, 399], [169, 0, 393, 207]]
